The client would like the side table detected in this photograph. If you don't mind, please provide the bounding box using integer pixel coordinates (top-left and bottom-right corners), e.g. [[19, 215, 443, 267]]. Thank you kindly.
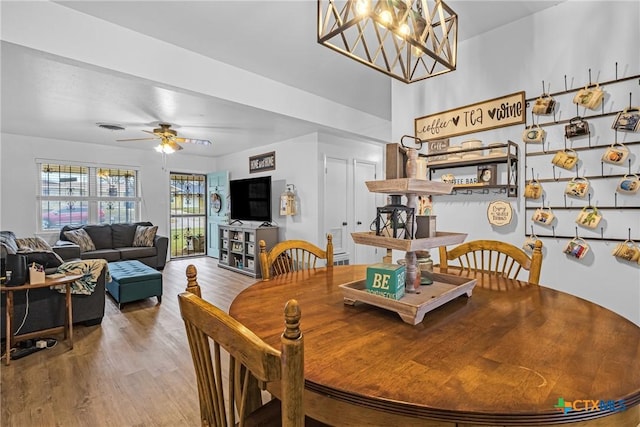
[[1, 274, 82, 365]]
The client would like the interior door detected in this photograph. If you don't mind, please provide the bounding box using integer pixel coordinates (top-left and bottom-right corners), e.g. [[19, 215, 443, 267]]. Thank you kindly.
[[324, 156, 349, 255], [207, 171, 229, 258], [354, 160, 379, 264]]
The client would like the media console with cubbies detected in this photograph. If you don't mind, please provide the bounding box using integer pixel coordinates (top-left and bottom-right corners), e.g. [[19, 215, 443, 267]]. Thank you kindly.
[[218, 224, 278, 278]]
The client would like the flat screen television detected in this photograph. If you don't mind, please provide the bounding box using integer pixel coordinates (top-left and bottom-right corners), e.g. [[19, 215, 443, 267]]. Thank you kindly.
[[229, 176, 272, 223]]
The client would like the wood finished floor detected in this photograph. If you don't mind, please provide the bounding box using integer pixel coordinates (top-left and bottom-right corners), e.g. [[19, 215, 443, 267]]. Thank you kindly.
[[0, 257, 256, 427]]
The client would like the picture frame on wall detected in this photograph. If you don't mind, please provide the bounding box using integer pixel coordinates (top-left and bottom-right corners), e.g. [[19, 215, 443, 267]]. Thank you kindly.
[[477, 165, 497, 185]]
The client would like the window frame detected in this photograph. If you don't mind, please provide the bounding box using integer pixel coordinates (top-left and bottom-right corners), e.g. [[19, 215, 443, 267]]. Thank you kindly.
[[37, 160, 141, 232]]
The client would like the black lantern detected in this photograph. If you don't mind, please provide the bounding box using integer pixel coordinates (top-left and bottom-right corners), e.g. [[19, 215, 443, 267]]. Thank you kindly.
[[375, 204, 414, 239]]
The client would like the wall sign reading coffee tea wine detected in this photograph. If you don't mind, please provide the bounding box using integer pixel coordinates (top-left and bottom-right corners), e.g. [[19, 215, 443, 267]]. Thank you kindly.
[[415, 92, 525, 140]]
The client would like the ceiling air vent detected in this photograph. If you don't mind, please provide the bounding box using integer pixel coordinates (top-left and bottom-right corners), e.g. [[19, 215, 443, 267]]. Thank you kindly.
[[96, 123, 125, 131]]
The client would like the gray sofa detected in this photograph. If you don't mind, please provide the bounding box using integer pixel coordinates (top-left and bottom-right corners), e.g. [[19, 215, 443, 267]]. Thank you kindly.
[[57, 222, 168, 270], [1, 230, 107, 340]]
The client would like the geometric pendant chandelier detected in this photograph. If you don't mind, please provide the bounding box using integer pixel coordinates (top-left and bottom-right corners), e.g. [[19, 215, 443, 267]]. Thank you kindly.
[[317, 0, 457, 83]]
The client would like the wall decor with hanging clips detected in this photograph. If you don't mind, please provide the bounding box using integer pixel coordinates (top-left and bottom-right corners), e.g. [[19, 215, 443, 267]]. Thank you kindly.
[[523, 63, 640, 244]]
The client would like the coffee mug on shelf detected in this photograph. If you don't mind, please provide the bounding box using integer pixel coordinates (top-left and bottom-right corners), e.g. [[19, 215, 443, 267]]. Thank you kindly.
[[575, 206, 602, 229], [532, 207, 555, 226], [565, 117, 589, 139], [617, 174, 640, 194], [564, 237, 590, 259], [524, 179, 543, 199], [522, 235, 538, 253], [573, 84, 605, 111], [612, 240, 640, 263], [602, 143, 629, 165], [551, 149, 579, 170], [441, 173, 456, 184], [522, 124, 546, 143], [611, 107, 640, 132], [565, 177, 590, 198], [532, 95, 556, 116]]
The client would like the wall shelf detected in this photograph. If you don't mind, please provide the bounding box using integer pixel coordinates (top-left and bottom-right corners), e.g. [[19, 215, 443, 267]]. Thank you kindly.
[[423, 141, 519, 197]]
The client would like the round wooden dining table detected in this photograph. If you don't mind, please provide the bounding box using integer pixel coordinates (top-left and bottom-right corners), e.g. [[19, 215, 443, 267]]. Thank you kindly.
[[229, 265, 640, 427]]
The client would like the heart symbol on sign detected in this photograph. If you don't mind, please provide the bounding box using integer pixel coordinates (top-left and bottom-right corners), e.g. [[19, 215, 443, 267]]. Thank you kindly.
[[452, 116, 460, 126], [488, 108, 497, 119]]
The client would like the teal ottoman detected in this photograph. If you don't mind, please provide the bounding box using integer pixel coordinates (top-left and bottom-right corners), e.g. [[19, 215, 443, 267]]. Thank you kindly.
[[107, 260, 162, 309]]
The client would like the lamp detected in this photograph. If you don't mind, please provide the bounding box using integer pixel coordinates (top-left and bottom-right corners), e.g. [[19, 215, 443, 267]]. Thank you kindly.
[[317, 0, 458, 83]]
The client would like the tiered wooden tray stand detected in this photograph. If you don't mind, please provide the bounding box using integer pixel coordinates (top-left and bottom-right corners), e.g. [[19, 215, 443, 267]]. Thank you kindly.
[[346, 146, 476, 324]]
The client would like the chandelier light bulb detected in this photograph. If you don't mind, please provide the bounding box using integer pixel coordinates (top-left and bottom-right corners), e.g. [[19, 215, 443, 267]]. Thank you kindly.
[[355, 0, 369, 15], [397, 22, 410, 38], [378, 9, 392, 26]]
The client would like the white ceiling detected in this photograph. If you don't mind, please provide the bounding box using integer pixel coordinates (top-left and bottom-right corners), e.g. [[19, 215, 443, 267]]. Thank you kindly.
[[1, 1, 563, 157]]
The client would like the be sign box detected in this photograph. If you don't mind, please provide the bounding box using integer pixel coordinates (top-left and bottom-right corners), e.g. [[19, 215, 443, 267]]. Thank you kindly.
[[366, 263, 406, 300]]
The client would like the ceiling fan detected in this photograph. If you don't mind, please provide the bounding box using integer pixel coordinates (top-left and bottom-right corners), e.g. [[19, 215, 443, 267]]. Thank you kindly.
[[116, 123, 212, 153]]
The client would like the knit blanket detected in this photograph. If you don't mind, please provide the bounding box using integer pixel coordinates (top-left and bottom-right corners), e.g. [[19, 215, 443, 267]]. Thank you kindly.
[[52, 259, 110, 295]]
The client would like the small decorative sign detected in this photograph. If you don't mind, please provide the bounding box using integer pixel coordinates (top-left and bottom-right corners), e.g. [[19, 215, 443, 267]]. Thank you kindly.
[[415, 92, 525, 141], [249, 151, 276, 173], [487, 200, 513, 226], [427, 138, 450, 162]]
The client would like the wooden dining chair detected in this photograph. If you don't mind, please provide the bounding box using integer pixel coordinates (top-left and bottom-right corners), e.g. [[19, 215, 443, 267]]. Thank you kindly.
[[179, 264, 305, 427], [438, 239, 543, 285], [259, 235, 333, 280]]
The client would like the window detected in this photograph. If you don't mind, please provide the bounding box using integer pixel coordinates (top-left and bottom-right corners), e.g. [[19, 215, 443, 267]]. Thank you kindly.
[[39, 163, 140, 231]]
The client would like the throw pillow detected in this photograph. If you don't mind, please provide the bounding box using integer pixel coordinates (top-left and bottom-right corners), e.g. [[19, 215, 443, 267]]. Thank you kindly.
[[24, 251, 64, 269], [132, 225, 158, 247], [64, 228, 96, 252], [112, 223, 137, 248]]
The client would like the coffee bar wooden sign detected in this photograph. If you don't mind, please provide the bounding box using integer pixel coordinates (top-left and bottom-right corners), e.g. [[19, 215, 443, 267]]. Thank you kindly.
[[415, 92, 525, 140]]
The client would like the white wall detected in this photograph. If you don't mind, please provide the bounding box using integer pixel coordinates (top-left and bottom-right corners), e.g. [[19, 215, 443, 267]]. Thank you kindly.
[[0, 133, 216, 240], [215, 133, 321, 245], [215, 131, 386, 253], [392, 1, 640, 324]]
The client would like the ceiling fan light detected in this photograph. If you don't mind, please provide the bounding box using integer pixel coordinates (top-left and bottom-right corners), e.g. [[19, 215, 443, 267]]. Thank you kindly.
[[155, 143, 174, 154]]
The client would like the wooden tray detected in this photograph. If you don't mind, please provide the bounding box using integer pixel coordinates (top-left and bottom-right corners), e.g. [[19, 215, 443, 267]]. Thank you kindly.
[[339, 272, 477, 325], [350, 231, 467, 251]]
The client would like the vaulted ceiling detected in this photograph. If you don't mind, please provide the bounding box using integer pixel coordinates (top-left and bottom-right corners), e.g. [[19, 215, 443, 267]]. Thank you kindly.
[[1, 1, 563, 157]]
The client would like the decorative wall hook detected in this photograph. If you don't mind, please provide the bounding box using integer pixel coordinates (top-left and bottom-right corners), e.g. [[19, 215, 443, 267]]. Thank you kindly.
[[400, 135, 424, 150]]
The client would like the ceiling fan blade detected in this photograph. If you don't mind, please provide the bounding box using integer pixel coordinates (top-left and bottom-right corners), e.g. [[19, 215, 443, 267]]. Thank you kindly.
[[174, 137, 212, 145], [167, 140, 183, 151], [116, 137, 159, 142], [142, 130, 159, 136]]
